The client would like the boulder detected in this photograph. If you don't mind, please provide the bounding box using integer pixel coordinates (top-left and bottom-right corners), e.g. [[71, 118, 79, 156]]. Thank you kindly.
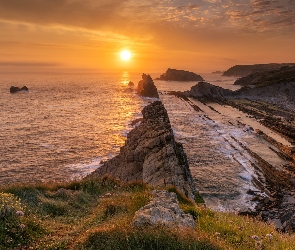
[[10, 86, 21, 93], [92, 101, 197, 200], [10, 86, 29, 93], [188, 81, 233, 98], [132, 190, 196, 230], [137, 73, 159, 98], [20, 86, 29, 91], [156, 68, 203, 81]]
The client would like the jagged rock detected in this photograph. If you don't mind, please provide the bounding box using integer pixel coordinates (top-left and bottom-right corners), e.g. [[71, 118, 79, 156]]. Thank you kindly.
[[272, 219, 283, 231], [187, 81, 233, 98], [156, 68, 203, 81], [10, 86, 29, 93], [137, 73, 159, 98], [20, 86, 29, 91], [132, 190, 196, 230], [223, 63, 295, 77], [92, 101, 197, 200]]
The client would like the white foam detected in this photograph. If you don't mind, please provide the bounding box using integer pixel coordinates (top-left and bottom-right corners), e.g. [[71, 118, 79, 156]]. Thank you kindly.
[[65, 155, 115, 180]]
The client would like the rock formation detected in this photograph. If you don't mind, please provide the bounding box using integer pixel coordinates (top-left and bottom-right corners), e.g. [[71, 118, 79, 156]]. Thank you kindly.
[[223, 63, 295, 77], [10, 86, 29, 93], [92, 101, 197, 200], [137, 74, 159, 98], [156, 68, 203, 81], [234, 66, 295, 86], [186, 81, 233, 98], [132, 190, 196, 230]]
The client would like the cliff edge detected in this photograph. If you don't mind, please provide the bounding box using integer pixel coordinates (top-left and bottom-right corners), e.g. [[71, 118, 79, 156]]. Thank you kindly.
[[223, 63, 295, 77], [92, 101, 197, 200]]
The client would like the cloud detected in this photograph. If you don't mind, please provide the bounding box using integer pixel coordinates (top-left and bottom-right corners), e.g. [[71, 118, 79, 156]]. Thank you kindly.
[[0, 61, 59, 66]]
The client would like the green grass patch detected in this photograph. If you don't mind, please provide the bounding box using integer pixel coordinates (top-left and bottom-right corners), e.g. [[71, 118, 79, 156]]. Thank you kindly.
[[1, 177, 295, 249]]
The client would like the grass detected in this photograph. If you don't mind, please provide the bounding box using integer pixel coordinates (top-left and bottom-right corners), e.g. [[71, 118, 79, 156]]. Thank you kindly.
[[1, 176, 295, 249]]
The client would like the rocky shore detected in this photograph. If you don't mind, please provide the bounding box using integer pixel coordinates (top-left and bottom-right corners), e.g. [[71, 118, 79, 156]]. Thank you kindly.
[[92, 100, 197, 200], [223, 63, 295, 77], [180, 72, 295, 231]]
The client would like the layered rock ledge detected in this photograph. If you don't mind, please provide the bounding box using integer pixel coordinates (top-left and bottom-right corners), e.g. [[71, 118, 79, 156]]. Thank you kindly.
[[156, 68, 203, 82], [92, 101, 197, 200]]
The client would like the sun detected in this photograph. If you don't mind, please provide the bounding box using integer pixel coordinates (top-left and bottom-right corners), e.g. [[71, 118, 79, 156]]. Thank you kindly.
[[120, 50, 131, 61]]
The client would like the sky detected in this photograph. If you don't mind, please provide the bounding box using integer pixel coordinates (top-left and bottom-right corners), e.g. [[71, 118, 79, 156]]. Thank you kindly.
[[0, 0, 295, 73]]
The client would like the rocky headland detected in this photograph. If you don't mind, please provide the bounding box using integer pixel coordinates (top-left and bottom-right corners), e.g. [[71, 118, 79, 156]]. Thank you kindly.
[[137, 73, 159, 98], [223, 63, 295, 77], [92, 100, 197, 200], [156, 68, 203, 82], [234, 65, 295, 87]]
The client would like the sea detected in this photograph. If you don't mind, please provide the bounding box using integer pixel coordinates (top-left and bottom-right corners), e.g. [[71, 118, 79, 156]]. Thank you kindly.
[[0, 71, 240, 209]]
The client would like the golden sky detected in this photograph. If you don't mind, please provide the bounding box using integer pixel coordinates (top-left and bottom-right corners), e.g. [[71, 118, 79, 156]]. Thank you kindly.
[[0, 0, 295, 73]]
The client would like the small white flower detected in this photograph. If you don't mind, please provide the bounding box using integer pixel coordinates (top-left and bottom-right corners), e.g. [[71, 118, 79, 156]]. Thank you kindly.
[[266, 234, 273, 241], [20, 224, 25, 229], [251, 235, 260, 241], [16, 211, 24, 216]]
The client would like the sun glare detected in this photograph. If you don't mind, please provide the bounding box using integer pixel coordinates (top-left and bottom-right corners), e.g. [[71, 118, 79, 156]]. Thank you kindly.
[[120, 50, 131, 61]]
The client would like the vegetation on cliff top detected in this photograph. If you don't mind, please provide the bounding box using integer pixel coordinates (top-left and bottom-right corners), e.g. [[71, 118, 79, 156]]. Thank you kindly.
[[1, 176, 295, 249]]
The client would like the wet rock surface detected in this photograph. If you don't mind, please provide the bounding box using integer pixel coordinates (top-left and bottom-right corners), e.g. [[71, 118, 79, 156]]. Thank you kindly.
[[92, 101, 196, 200], [245, 190, 295, 232], [156, 68, 203, 82], [132, 190, 196, 230], [137, 73, 159, 98]]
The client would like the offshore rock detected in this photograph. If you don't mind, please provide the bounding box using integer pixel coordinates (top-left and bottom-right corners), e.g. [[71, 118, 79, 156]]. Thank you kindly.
[[156, 68, 203, 81], [137, 73, 159, 98], [187, 81, 232, 98], [132, 190, 196, 230], [10, 86, 29, 93], [93, 101, 196, 200]]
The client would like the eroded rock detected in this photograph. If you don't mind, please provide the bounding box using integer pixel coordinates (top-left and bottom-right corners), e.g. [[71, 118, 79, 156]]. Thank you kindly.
[[92, 101, 197, 200], [137, 73, 159, 98]]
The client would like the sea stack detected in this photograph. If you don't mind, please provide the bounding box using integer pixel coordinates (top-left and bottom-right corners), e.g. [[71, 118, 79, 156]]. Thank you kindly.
[[137, 73, 159, 98], [92, 101, 197, 200], [10, 86, 29, 93], [156, 68, 203, 81]]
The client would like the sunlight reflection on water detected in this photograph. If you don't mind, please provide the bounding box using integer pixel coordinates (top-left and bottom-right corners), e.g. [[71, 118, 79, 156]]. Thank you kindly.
[[0, 72, 146, 185]]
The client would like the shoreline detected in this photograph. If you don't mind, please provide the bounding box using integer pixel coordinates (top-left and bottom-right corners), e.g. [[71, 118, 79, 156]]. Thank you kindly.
[[164, 90, 295, 231]]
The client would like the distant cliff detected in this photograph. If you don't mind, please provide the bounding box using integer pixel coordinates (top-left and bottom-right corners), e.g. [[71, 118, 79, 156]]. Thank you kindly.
[[223, 63, 295, 77], [137, 73, 159, 98], [156, 68, 203, 81], [92, 101, 197, 200], [234, 66, 295, 86]]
